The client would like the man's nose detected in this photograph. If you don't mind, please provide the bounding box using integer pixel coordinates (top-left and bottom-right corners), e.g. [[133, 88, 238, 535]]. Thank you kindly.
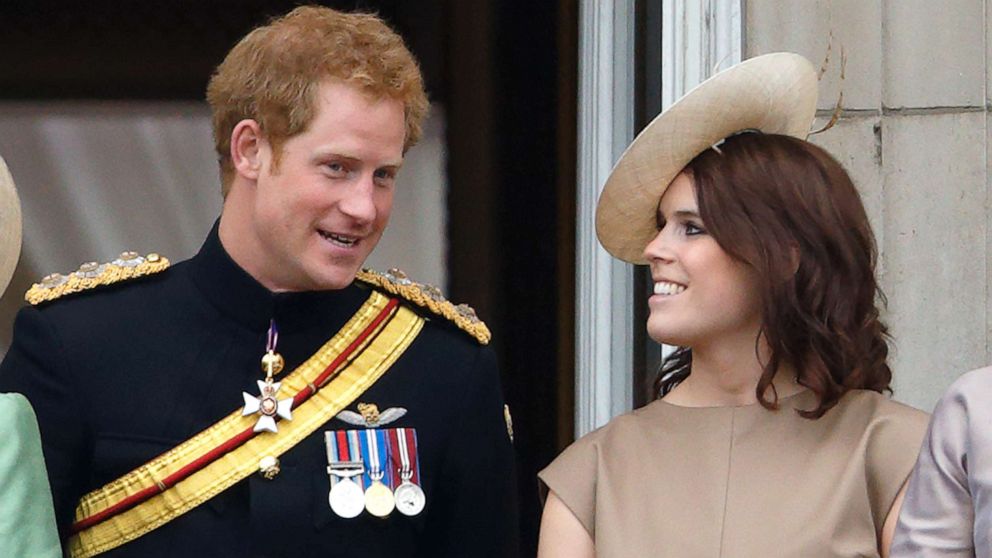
[[338, 176, 377, 224]]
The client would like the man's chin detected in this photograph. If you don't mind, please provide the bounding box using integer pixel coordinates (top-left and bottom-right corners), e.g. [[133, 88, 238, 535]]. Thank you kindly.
[[309, 266, 361, 292]]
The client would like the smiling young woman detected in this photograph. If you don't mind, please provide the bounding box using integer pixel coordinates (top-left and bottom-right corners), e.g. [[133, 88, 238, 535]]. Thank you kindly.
[[537, 53, 929, 558], [653, 133, 893, 417]]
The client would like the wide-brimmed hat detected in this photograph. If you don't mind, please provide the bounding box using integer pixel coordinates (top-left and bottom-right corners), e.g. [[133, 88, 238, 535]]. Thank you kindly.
[[596, 52, 818, 264], [0, 155, 22, 295]]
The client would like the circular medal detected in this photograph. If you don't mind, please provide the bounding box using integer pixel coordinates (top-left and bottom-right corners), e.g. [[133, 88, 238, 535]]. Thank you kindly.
[[329, 478, 365, 519], [364, 480, 396, 517], [394, 481, 426, 516]]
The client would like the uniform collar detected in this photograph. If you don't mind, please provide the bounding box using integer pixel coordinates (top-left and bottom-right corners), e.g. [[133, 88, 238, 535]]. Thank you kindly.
[[188, 222, 368, 334]]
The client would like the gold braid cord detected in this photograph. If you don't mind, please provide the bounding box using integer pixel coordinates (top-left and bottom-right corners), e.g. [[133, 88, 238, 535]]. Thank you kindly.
[[25, 252, 170, 306], [356, 268, 491, 345]]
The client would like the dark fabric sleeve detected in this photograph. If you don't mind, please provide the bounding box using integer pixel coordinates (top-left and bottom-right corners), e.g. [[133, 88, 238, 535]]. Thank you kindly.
[[0, 306, 90, 544], [418, 346, 520, 558]]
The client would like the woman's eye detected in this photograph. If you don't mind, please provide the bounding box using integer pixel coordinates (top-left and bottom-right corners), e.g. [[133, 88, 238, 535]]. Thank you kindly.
[[684, 222, 706, 236]]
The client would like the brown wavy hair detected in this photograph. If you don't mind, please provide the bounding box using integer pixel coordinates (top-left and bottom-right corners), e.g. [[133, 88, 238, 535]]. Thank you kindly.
[[207, 5, 429, 196], [656, 132, 891, 418]]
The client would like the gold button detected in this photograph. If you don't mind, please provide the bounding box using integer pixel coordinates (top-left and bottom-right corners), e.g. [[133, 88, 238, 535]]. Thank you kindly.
[[259, 456, 280, 480], [260, 352, 285, 376], [147, 253, 161, 263]]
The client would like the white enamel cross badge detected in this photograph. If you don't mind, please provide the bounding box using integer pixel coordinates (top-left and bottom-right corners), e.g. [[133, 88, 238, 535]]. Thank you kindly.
[[243, 379, 293, 433]]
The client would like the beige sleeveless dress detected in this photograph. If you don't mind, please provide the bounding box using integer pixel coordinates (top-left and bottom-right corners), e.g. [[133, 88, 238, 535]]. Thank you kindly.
[[539, 389, 928, 557]]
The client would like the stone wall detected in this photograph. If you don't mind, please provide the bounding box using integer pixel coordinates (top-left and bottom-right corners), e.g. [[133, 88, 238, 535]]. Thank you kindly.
[[746, 0, 989, 410]]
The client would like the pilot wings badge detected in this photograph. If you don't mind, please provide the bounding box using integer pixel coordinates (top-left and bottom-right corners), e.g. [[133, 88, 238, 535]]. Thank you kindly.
[[336, 403, 407, 428]]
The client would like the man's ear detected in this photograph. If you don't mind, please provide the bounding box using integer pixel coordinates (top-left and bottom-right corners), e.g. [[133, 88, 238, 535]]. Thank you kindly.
[[230, 119, 267, 181]]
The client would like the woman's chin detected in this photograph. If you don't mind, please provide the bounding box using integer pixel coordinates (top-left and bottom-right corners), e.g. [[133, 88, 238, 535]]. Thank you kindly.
[[646, 327, 690, 348]]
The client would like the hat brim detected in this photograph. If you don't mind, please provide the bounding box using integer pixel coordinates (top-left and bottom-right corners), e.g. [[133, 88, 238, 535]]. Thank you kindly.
[[0, 155, 22, 296], [595, 52, 819, 264]]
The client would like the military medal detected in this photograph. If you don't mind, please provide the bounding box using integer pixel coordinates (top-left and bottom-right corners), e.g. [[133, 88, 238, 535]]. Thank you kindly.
[[326, 431, 366, 518], [242, 320, 293, 433], [360, 429, 395, 517], [389, 427, 426, 516], [329, 475, 365, 518]]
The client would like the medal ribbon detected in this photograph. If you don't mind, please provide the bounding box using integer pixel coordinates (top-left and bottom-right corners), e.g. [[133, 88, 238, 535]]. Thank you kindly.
[[388, 428, 421, 486], [326, 431, 364, 487], [347, 430, 365, 489], [360, 429, 392, 488], [324, 432, 339, 486], [266, 320, 279, 353]]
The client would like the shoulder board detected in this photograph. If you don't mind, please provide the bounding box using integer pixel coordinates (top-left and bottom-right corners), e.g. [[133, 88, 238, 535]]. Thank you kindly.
[[356, 268, 491, 345], [25, 252, 170, 306]]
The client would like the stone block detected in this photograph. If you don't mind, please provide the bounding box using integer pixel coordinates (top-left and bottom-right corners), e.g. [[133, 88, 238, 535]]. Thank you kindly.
[[882, 112, 987, 411], [883, 0, 985, 108], [808, 116, 884, 262], [988, 1, 992, 105], [988, 111, 992, 365], [746, 0, 882, 110]]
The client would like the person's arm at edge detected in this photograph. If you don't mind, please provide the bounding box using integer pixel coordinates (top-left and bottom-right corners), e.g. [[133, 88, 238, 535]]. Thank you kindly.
[[537, 491, 594, 558], [0, 393, 61, 558], [879, 480, 908, 558], [0, 306, 88, 545], [889, 378, 977, 557]]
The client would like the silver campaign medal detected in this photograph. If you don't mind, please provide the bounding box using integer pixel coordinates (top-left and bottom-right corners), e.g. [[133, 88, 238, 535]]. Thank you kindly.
[[325, 431, 366, 518], [329, 475, 366, 519], [393, 427, 426, 516]]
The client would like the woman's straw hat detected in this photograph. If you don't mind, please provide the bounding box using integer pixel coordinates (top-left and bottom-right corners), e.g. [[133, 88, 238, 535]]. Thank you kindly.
[[596, 52, 819, 263], [0, 155, 22, 295]]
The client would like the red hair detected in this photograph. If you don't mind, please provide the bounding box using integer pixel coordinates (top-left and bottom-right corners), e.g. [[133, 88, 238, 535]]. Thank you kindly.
[[206, 6, 429, 196]]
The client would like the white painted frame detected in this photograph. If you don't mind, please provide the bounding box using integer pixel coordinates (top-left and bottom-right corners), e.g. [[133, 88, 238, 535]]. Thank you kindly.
[[575, 0, 636, 436], [574, 0, 743, 437], [662, 0, 743, 110]]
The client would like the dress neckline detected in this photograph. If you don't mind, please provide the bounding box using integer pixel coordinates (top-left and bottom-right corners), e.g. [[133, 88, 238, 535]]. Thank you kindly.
[[656, 387, 812, 410]]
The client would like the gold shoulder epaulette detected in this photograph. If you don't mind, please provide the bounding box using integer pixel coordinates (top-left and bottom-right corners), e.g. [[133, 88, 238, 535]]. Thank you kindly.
[[356, 268, 491, 345], [25, 252, 170, 305]]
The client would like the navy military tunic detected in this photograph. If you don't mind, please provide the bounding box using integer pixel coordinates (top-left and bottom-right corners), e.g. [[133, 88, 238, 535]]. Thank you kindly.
[[0, 225, 519, 557]]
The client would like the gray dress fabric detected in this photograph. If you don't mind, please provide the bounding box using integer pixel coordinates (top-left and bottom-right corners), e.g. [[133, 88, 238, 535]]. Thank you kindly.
[[892, 366, 992, 557]]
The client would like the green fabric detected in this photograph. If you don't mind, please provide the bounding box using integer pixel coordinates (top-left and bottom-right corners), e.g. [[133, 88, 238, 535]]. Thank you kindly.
[[0, 393, 61, 558]]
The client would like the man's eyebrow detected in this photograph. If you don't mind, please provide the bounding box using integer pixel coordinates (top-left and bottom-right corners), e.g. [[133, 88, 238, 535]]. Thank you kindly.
[[315, 152, 404, 169], [316, 151, 360, 163]]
